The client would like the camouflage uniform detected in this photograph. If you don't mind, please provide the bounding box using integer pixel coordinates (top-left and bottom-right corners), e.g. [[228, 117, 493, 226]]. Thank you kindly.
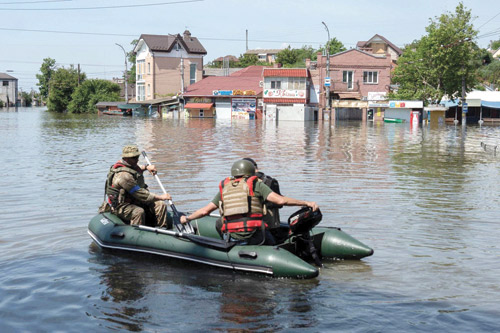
[[102, 145, 169, 228]]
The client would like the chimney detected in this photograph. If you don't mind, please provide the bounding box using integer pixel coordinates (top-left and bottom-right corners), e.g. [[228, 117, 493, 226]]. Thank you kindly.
[[183, 30, 191, 40], [305, 58, 311, 69]]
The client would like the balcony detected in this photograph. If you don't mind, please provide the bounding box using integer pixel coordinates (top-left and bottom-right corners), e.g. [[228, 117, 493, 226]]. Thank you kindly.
[[331, 80, 360, 93]]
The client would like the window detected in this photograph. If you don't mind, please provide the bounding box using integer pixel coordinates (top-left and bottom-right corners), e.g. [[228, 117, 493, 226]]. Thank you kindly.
[[137, 60, 145, 80], [343, 71, 354, 89], [2, 81, 8, 86], [147, 62, 151, 74], [190, 63, 196, 84], [363, 71, 378, 84], [137, 83, 145, 101], [271, 80, 281, 89], [258, 54, 266, 61], [147, 84, 151, 97], [199, 109, 204, 117]]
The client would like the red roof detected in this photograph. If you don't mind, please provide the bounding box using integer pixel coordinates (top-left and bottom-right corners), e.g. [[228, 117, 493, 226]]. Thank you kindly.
[[185, 103, 213, 109], [263, 98, 307, 104], [263, 68, 309, 77], [183, 66, 265, 97]]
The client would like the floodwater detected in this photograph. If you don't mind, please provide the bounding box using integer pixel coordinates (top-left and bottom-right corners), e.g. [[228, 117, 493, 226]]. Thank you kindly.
[[1, 107, 499, 332]]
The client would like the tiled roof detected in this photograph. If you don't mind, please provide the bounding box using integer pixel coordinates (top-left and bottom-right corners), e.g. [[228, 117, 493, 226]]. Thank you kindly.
[[213, 55, 239, 62], [263, 98, 307, 104], [245, 49, 283, 55], [263, 68, 309, 77], [0, 73, 17, 80], [184, 66, 265, 97], [139, 32, 206, 54], [357, 34, 402, 56]]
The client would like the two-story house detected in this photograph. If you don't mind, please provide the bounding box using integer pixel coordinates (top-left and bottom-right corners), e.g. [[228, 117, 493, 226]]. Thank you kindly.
[[315, 35, 399, 121], [262, 68, 318, 121], [245, 49, 282, 64], [133, 30, 207, 101], [0, 73, 18, 107]]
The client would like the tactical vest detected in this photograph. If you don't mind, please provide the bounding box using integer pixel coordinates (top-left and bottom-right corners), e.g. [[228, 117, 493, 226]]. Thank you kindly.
[[105, 162, 145, 206], [219, 176, 265, 234]]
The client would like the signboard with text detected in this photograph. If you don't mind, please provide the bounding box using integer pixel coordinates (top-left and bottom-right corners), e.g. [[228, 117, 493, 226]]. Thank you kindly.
[[263, 89, 306, 98]]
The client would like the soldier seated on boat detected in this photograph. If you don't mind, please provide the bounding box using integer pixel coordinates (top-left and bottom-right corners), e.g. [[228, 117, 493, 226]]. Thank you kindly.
[[98, 145, 171, 228], [242, 157, 288, 242], [180, 159, 319, 245]]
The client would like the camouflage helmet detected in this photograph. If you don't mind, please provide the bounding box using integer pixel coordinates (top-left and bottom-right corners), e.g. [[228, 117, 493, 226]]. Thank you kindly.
[[231, 159, 256, 177], [122, 145, 140, 158]]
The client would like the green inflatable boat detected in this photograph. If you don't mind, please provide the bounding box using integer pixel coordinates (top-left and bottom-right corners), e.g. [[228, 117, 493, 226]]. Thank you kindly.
[[88, 211, 373, 279]]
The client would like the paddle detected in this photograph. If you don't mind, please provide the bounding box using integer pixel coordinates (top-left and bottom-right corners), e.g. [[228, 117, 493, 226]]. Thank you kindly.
[[136, 225, 237, 252], [141, 151, 195, 234]]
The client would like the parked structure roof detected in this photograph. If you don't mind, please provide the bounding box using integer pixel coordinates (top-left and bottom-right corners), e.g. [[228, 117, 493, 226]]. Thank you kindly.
[[356, 34, 403, 56], [245, 49, 283, 55]]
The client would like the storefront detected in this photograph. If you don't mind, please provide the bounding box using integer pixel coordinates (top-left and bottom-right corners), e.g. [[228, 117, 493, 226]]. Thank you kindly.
[[384, 101, 424, 123]]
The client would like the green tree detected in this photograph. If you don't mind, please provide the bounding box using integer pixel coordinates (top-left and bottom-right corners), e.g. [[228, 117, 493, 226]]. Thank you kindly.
[[477, 58, 500, 89], [36, 57, 56, 100], [276, 46, 301, 67], [20, 91, 32, 106], [391, 2, 480, 104], [491, 39, 500, 50], [47, 66, 85, 113], [318, 37, 347, 55], [128, 39, 138, 85], [68, 79, 121, 114], [238, 53, 260, 67]]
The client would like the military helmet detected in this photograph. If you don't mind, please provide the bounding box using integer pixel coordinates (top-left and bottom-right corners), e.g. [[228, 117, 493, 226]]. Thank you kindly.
[[242, 157, 257, 169], [122, 145, 141, 158], [231, 159, 256, 177]]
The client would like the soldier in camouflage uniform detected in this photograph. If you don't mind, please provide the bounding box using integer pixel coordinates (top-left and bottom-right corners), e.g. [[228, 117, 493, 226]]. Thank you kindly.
[[101, 145, 171, 228]]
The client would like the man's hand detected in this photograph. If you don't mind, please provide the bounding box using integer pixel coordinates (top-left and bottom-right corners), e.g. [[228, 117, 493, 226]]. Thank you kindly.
[[307, 201, 319, 211], [157, 193, 172, 201], [180, 216, 190, 224], [145, 164, 157, 175]]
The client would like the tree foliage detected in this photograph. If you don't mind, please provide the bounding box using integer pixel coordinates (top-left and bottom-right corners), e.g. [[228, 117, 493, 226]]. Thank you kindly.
[[36, 57, 56, 100], [491, 39, 500, 51], [391, 2, 480, 104], [318, 37, 347, 55], [47, 66, 85, 113], [477, 58, 500, 89], [68, 79, 121, 114], [238, 53, 261, 67], [128, 39, 138, 85], [20, 91, 32, 106]]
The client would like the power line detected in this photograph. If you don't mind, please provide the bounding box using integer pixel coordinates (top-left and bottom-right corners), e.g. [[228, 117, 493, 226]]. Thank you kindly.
[[477, 11, 500, 29], [0, 0, 203, 10], [0, 0, 71, 4], [0, 27, 322, 45]]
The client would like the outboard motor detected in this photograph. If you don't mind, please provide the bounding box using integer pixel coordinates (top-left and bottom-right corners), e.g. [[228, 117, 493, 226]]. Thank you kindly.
[[288, 207, 323, 267]]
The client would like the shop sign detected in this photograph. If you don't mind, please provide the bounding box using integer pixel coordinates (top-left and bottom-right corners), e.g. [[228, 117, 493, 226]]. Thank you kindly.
[[264, 89, 306, 98], [389, 100, 423, 108]]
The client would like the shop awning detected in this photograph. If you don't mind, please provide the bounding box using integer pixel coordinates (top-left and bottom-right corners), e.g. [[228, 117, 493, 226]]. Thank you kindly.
[[481, 100, 500, 109], [117, 103, 142, 110], [184, 103, 213, 109]]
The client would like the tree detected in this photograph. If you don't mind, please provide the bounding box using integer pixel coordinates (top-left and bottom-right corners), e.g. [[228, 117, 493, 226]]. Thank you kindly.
[[276, 47, 301, 67], [238, 53, 260, 67], [391, 2, 480, 104], [68, 79, 121, 114], [20, 91, 32, 106], [491, 39, 500, 51], [318, 37, 346, 55], [478, 58, 500, 89], [128, 39, 138, 85], [47, 66, 85, 112], [36, 57, 56, 100]]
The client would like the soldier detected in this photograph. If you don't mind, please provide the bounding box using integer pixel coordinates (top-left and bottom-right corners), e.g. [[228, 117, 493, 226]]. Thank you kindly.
[[100, 145, 171, 228], [180, 159, 318, 245]]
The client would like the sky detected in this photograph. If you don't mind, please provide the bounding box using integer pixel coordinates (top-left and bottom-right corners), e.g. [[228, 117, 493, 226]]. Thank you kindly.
[[1, 0, 499, 92]]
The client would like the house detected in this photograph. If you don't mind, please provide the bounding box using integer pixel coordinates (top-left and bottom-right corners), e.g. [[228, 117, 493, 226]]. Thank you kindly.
[[356, 34, 403, 63], [245, 49, 282, 64], [315, 48, 393, 121], [0, 73, 18, 107], [182, 66, 264, 119], [262, 68, 318, 121], [133, 30, 207, 102]]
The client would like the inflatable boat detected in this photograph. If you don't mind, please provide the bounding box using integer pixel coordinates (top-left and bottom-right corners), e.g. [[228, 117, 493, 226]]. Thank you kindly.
[[88, 210, 373, 279]]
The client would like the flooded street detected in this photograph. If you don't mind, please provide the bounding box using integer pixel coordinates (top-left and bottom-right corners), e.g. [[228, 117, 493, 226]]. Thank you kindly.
[[1, 107, 499, 331]]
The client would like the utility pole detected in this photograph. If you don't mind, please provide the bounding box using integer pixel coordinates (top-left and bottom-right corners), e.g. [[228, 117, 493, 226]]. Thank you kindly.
[[115, 43, 129, 102], [180, 55, 185, 94], [77, 64, 81, 86], [246, 29, 248, 51], [322, 22, 331, 116]]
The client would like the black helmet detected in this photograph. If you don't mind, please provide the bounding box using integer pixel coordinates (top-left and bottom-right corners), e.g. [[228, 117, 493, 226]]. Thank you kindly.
[[231, 159, 256, 177], [242, 157, 257, 168]]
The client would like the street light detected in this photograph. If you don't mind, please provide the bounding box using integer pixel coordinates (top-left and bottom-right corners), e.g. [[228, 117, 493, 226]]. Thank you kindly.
[[322, 21, 330, 113], [115, 43, 129, 102]]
